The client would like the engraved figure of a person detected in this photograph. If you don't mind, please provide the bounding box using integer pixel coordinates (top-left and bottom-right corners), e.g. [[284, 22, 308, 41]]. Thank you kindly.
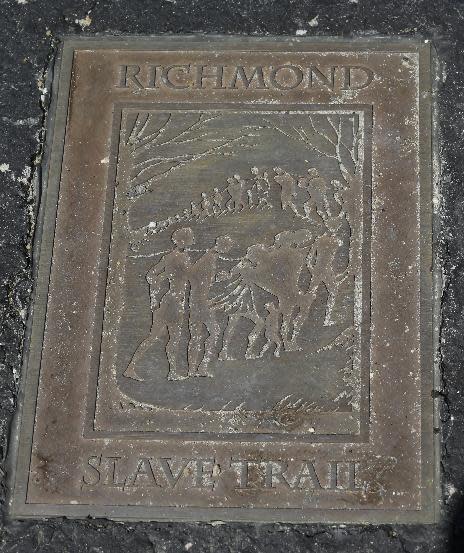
[[332, 180, 353, 271], [124, 227, 194, 382], [225, 176, 246, 213], [217, 248, 266, 361], [251, 166, 272, 210], [259, 302, 283, 358], [187, 235, 236, 376], [270, 233, 313, 349], [298, 168, 331, 221], [190, 201, 201, 219], [307, 216, 345, 326], [212, 187, 224, 215], [246, 182, 255, 208], [199, 192, 212, 221], [158, 220, 168, 232], [273, 167, 300, 216], [234, 237, 310, 352]]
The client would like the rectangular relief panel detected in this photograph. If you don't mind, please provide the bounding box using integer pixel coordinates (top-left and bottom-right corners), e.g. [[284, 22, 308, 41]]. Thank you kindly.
[[9, 36, 438, 523]]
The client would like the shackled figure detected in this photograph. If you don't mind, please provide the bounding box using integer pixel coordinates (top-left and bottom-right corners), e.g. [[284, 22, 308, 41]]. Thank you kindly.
[[124, 227, 194, 381], [187, 235, 236, 375], [124, 229, 237, 381]]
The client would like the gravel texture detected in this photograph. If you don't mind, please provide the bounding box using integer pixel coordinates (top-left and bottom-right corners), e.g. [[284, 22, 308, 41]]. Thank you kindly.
[[0, 1, 463, 551]]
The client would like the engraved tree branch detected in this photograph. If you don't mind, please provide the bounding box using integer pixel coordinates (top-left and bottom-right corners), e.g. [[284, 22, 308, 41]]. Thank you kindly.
[[264, 113, 362, 189], [263, 113, 364, 399], [268, 115, 361, 217], [123, 112, 262, 200], [266, 112, 364, 258]]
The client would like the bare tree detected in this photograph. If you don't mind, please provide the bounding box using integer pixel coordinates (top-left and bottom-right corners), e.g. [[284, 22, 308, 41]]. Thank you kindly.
[[262, 112, 366, 335], [123, 112, 261, 199], [264, 112, 363, 190]]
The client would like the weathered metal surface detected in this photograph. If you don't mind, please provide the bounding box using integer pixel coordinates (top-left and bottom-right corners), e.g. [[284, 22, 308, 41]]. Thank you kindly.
[[9, 36, 437, 523]]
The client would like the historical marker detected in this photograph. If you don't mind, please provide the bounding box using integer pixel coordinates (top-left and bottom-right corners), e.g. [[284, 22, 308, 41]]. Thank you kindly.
[[9, 37, 438, 523]]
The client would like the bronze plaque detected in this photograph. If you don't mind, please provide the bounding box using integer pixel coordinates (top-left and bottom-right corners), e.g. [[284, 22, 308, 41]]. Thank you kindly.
[[9, 37, 438, 523]]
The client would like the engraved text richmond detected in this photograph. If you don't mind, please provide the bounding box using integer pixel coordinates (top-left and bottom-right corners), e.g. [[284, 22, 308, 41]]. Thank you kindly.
[[117, 64, 374, 91]]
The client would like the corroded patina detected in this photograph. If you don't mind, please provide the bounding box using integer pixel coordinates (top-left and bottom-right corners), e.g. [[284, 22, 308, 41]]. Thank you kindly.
[[9, 36, 437, 523]]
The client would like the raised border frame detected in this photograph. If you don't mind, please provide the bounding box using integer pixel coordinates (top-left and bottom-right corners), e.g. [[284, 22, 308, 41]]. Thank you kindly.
[[7, 36, 438, 524]]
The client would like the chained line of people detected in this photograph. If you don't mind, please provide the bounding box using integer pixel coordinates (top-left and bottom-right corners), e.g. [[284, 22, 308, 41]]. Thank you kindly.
[[132, 165, 354, 244], [124, 165, 356, 381]]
